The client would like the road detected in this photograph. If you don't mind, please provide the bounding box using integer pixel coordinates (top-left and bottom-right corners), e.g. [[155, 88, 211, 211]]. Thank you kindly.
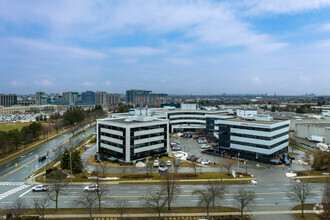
[[0, 129, 325, 220], [0, 182, 324, 218], [0, 123, 95, 209]]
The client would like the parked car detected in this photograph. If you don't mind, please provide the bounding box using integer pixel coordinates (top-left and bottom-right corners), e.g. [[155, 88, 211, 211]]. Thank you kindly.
[[84, 184, 99, 192], [201, 144, 211, 149], [172, 146, 182, 151], [38, 155, 46, 162], [198, 158, 211, 165], [269, 159, 283, 165], [193, 136, 199, 139], [166, 160, 172, 166], [160, 161, 166, 167], [171, 141, 180, 145], [187, 155, 199, 162], [32, 185, 48, 192], [180, 133, 185, 137], [187, 134, 192, 138], [174, 159, 180, 167], [153, 160, 159, 167]]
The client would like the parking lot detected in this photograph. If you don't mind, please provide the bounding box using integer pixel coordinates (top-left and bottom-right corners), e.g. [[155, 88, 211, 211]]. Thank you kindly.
[[169, 133, 312, 184]]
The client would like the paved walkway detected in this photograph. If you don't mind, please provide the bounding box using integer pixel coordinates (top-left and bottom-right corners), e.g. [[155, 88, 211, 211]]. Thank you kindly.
[[4, 210, 315, 219]]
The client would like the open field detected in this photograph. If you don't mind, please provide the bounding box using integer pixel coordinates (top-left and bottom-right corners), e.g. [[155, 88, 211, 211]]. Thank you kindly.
[[0, 122, 31, 132], [292, 204, 323, 220]]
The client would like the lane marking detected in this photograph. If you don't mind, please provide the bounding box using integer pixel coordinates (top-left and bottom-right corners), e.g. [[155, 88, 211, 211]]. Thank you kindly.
[[0, 185, 30, 200], [19, 188, 32, 198]]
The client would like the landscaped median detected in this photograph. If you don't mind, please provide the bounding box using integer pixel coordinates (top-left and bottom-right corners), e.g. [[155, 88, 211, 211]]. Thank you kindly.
[[291, 203, 326, 220], [292, 170, 330, 183]]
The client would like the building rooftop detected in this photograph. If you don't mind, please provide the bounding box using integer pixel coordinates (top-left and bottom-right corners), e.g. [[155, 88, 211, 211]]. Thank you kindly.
[[223, 116, 286, 124], [297, 123, 330, 128], [99, 116, 166, 124]]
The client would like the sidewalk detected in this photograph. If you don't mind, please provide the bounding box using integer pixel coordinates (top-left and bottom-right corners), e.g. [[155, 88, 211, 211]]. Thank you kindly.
[[19, 210, 316, 219], [26, 176, 255, 185]]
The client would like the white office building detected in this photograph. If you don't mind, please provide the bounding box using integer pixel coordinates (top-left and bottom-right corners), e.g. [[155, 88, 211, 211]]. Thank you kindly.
[[206, 110, 290, 162], [97, 115, 169, 162], [150, 104, 228, 132]]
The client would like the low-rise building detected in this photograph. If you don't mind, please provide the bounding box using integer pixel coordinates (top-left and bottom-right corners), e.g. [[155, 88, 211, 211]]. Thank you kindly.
[[0, 105, 57, 114], [97, 115, 169, 162], [206, 110, 290, 162]]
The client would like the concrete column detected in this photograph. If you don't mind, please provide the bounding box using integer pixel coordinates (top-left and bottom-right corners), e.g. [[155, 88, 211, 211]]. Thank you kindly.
[[125, 127, 130, 162]]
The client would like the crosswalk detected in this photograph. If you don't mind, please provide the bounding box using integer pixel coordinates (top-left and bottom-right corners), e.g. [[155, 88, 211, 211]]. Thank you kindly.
[[0, 184, 30, 200], [0, 182, 25, 186]]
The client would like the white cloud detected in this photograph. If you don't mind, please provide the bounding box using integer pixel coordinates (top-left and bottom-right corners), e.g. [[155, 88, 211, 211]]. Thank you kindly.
[[83, 81, 95, 87], [110, 47, 165, 56], [319, 23, 330, 32], [3, 38, 105, 59], [10, 80, 23, 87], [165, 58, 192, 65], [245, 0, 330, 14], [298, 75, 310, 82], [35, 79, 53, 86], [251, 76, 261, 84], [103, 80, 111, 86]]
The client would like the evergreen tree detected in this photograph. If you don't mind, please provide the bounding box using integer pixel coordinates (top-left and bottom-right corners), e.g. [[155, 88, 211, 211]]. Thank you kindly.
[[61, 148, 70, 170], [72, 150, 83, 174]]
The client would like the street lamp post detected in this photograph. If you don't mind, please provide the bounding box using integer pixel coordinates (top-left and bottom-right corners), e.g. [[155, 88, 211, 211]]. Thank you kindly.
[[69, 139, 73, 185]]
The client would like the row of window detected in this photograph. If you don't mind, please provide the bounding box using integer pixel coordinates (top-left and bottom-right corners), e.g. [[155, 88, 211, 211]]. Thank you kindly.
[[230, 131, 289, 141], [170, 117, 205, 121], [168, 112, 205, 117], [171, 122, 205, 126], [217, 124, 289, 132], [132, 139, 167, 149], [230, 139, 289, 150], [131, 124, 166, 132], [130, 147, 166, 160], [99, 124, 125, 132], [131, 132, 165, 141], [100, 139, 124, 149], [100, 132, 124, 141]]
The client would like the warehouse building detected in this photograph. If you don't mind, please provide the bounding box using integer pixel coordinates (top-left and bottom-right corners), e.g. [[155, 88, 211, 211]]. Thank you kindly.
[[206, 109, 290, 162], [295, 123, 330, 144], [97, 115, 169, 162]]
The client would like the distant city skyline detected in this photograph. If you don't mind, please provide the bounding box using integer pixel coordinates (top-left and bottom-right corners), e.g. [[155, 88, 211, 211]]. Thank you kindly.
[[1, 1, 330, 95]]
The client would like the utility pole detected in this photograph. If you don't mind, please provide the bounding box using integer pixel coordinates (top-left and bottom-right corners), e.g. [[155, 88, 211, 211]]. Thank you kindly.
[[237, 152, 240, 172], [69, 138, 73, 185]]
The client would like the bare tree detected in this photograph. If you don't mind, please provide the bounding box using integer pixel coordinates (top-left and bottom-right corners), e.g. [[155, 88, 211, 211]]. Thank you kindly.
[[223, 159, 234, 174], [115, 200, 128, 220], [145, 160, 153, 175], [8, 198, 26, 220], [99, 161, 107, 176], [161, 169, 181, 210], [234, 189, 256, 220], [302, 152, 312, 167], [206, 181, 226, 209], [46, 171, 67, 211], [192, 160, 197, 175], [287, 181, 315, 218], [33, 197, 51, 220], [218, 159, 224, 181], [322, 178, 330, 219], [142, 189, 166, 220], [192, 188, 213, 220], [76, 191, 98, 220], [93, 171, 109, 210]]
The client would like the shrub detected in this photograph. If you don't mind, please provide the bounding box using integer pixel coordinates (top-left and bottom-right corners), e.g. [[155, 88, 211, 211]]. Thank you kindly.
[[122, 174, 153, 179], [174, 173, 198, 178]]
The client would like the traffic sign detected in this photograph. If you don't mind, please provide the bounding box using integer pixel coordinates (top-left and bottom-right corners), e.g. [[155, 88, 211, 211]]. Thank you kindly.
[[15, 163, 17, 167]]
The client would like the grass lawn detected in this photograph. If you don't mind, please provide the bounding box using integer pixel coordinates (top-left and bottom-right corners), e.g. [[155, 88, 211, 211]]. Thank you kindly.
[[294, 170, 329, 176], [11, 206, 251, 220], [299, 177, 329, 183], [292, 204, 323, 220], [0, 122, 31, 132]]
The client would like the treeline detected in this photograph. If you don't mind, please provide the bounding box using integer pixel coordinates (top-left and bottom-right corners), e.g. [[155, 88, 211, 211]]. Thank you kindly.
[[0, 122, 43, 156], [296, 104, 321, 114], [63, 105, 105, 126]]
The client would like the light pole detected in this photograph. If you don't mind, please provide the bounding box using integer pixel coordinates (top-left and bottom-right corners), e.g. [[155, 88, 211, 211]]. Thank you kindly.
[[69, 138, 73, 185]]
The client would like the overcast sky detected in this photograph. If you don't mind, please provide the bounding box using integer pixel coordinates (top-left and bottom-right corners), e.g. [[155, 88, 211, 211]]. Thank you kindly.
[[1, 0, 330, 95]]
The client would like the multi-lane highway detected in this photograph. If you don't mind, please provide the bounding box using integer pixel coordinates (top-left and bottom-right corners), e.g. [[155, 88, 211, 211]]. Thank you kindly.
[[0, 123, 95, 209]]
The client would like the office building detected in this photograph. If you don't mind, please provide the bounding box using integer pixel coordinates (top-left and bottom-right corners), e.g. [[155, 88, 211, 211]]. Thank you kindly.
[[97, 115, 169, 162], [81, 91, 95, 106], [63, 92, 79, 105], [206, 109, 290, 162], [96, 91, 120, 106], [126, 89, 167, 106], [0, 94, 17, 106]]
